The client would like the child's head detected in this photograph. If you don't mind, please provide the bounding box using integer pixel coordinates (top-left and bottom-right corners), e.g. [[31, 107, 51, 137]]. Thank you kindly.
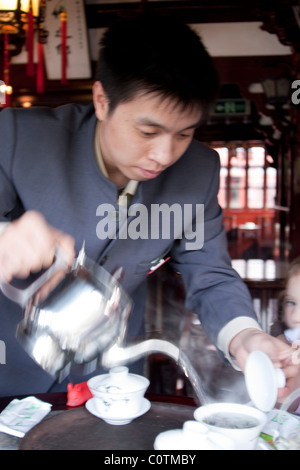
[[95, 13, 219, 118], [282, 257, 300, 329]]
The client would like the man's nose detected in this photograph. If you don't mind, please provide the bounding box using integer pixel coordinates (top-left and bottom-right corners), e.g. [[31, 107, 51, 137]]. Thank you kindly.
[[149, 137, 175, 166]]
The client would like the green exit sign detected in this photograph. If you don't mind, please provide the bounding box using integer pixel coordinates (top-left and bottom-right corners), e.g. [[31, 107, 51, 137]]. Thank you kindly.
[[213, 99, 251, 116]]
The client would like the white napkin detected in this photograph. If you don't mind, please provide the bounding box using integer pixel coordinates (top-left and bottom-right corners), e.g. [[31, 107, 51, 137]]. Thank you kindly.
[[0, 396, 52, 438], [262, 409, 300, 441]]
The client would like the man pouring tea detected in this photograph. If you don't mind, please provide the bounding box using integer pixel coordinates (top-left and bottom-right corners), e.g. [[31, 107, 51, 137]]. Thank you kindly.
[[0, 14, 299, 399]]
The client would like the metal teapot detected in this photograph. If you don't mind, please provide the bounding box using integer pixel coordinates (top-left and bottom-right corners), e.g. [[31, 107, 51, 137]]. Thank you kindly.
[[0, 244, 180, 380]]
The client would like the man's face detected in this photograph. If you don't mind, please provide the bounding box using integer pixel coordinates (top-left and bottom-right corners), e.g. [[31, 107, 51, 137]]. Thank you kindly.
[[93, 82, 202, 187]]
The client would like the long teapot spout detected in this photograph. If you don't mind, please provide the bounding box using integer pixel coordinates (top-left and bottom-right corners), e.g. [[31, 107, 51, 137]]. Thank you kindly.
[[101, 339, 180, 369], [101, 338, 208, 406]]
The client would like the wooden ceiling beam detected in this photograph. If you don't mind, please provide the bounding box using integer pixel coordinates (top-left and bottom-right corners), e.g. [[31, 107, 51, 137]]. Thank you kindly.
[[84, 0, 300, 51], [85, 1, 260, 29]]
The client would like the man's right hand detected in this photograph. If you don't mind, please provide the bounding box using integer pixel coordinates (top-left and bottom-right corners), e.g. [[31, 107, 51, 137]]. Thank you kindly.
[[0, 211, 75, 283]]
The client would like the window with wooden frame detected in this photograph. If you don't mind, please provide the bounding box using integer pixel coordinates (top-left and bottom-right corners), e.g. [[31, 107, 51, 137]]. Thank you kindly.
[[214, 142, 277, 210]]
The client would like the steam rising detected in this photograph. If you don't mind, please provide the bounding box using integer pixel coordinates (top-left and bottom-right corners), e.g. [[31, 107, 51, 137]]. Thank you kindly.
[[145, 267, 249, 404]]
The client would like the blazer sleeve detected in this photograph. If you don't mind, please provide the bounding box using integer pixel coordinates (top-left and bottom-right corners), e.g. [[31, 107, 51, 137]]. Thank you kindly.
[[169, 150, 260, 355], [0, 108, 20, 222]]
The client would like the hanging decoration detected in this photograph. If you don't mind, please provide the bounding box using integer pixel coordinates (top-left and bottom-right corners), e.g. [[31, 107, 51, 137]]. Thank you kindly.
[[26, 1, 34, 76], [43, 0, 91, 81], [21, 0, 44, 84], [0, 0, 43, 105], [26, 0, 34, 76], [3, 32, 11, 107], [36, 0, 46, 93], [1, 0, 91, 105], [0, 1, 22, 35], [60, 6, 67, 84], [0, 1, 21, 107]]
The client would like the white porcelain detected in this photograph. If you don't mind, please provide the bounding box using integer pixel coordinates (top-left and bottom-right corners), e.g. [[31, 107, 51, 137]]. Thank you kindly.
[[245, 351, 286, 412], [86, 397, 151, 425], [154, 420, 236, 450], [87, 366, 150, 422], [194, 403, 267, 450]]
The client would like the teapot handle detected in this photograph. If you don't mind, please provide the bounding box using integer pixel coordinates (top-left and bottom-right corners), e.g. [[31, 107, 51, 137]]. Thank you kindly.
[[0, 247, 68, 307]]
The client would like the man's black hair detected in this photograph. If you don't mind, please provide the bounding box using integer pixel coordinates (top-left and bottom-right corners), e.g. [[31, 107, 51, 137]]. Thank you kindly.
[[95, 13, 219, 118]]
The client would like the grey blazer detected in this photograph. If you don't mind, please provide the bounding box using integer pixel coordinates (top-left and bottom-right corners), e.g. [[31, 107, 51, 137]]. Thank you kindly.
[[0, 103, 257, 396]]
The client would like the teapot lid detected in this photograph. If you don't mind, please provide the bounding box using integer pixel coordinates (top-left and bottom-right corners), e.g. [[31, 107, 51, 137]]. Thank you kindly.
[[245, 351, 286, 412], [88, 367, 149, 394]]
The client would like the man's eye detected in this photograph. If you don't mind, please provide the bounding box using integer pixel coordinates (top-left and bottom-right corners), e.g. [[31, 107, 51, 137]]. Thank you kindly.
[[176, 134, 192, 141], [139, 128, 157, 137], [178, 130, 195, 139]]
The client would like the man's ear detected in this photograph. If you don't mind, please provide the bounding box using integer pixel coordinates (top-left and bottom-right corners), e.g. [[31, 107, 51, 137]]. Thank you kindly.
[[93, 81, 110, 121]]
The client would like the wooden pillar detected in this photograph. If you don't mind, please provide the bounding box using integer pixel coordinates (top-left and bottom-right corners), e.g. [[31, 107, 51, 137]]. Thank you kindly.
[[276, 133, 291, 261]]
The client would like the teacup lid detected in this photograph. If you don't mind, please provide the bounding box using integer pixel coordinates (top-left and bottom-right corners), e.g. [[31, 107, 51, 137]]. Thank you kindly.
[[88, 366, 149, 393], [245, 351, 286, 412]]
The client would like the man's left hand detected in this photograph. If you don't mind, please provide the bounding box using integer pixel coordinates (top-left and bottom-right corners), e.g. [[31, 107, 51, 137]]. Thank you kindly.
[[229, 328, 300, 401]]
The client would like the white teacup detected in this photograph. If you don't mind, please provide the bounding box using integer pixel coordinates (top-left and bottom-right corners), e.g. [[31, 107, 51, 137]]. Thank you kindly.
[[194, 403, 267, 450], [87, 366, 150, 424], [154, 420, 236, 450]]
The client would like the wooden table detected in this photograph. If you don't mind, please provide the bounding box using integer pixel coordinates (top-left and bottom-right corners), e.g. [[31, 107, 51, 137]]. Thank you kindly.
[[232, 259, 289, 333], [0, 393, 197, 450]]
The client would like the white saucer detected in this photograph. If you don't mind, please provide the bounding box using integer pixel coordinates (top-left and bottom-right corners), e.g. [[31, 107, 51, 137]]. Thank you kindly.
[[85, 397, 151, 425]]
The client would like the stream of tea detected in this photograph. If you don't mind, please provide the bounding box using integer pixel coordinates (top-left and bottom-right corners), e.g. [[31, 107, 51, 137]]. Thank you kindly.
[[178, 350, 208, 405]]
